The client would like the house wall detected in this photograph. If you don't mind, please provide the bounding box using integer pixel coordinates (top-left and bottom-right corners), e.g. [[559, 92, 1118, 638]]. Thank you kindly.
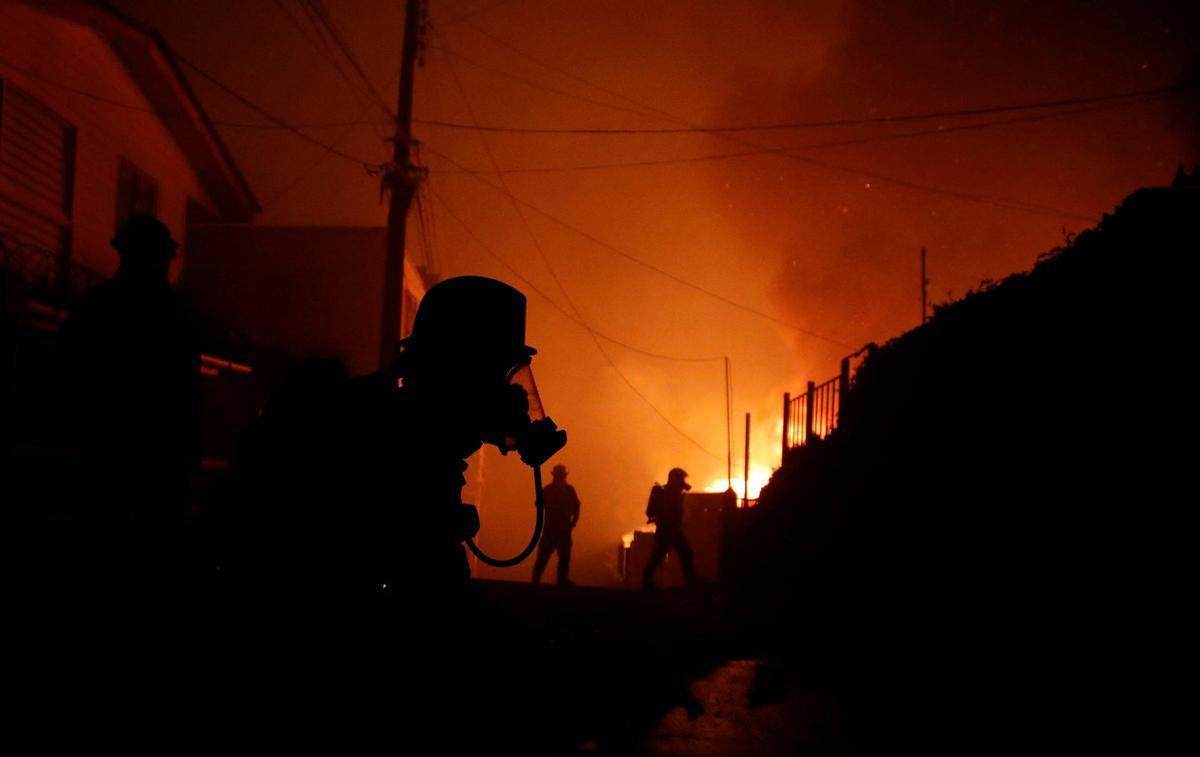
[[0, 0, 218, 282], [182, 225, 429, 376]]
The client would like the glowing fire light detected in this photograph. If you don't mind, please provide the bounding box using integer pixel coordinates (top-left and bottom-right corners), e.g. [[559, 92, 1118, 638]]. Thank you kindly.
[[707, 463, 774, 502]]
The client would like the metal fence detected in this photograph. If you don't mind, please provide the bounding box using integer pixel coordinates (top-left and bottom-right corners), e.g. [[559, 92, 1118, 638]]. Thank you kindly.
[[783, 374, 840, 452], [782, 355, 857, 456], [1, 230, 105, 305]]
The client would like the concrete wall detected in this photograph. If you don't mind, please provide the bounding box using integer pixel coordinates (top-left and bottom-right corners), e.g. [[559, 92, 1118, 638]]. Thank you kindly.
[[182, 225, 428, 376], [0, 0, 218, 282]]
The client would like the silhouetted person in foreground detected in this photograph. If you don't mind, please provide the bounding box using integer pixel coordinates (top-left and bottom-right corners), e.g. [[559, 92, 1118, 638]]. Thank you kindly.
[[62, 214, 200, 573], [532, 463, 580, 585], [215, 276, 566, 607], [187, 277, 570, 750], [643, 467, 699, 589]]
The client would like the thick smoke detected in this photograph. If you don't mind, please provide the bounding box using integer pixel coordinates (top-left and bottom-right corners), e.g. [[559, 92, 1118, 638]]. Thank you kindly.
[[112, 0, 1199, 586]]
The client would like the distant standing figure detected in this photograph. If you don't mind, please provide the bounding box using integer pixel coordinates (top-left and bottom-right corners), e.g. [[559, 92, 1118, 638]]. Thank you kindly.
[[642, 467, 699, 589], [63, 214, 201, 543], [532, 463, 580, 586]]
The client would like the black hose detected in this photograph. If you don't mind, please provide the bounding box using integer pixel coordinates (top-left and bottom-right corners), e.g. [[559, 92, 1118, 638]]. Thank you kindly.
[[465, 464, 544, 568]]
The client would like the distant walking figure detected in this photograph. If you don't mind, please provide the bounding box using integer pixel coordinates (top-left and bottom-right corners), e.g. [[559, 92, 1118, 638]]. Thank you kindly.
[[63, 214, 201, 544], [532, 463, 580, 585], [642, 467, 699, 589]]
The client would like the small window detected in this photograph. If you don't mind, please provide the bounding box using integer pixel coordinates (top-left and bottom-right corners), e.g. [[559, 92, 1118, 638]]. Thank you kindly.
[[115, 157, 158, 229], [0, 80, 76, 256]]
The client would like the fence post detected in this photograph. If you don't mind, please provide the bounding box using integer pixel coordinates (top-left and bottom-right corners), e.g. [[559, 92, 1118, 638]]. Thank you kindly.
[[804, 380, 815, 445], [743, 412, 751, 506], [781, 392, 790, 460], [838, 357, 851, 421]]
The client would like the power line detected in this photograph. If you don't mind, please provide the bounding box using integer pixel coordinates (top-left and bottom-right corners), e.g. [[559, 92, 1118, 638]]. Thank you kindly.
[[449, 14, 770, 152], [425, 95, 1170, 176], [437, 30, 581, 319], [0, 54, 384, 130], [436, 0, 517, 27], [256, 2, 409, 211], [587, 340, 726, 462], [635, 105, 1097, 222], [430, 188, 723, 363], [438, 38, 726, 461], [271, 0, 353, 82], [455, 15, 680, 125], [270, 0, 393, 123], [423, 30, 1092, 222], [7, 45, 1172, 174], [259, 119, 362, 210], [302, 0, 396, 119], [413, 182, 441, 279], [790, 151, 1091, 221], [270, 0, 327, 53], [259, 70, 402, 211], [413, 82, 1193, 135], [432, 21, 1152, 221], [422, 143, 854, 349], [425, 25, 1099, 220], [425, 25, 1095, 343], [425, 41, 671, 124], [172, 52, 381, 167]]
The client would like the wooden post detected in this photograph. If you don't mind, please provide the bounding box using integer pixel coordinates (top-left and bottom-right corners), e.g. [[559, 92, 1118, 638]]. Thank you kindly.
[[920, 245, 928, 325], [838, 357, 851, 427], [725, 357, 732, 485], [781, 392, 791, 460], [378, 0, 425, 368], [804, 380, 815, 446], [743, 412, 751, 506]]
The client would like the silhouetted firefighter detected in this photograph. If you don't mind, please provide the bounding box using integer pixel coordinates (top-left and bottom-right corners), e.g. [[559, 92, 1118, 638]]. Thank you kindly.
[[62, 214, 200, 570], [214, 276, 566, 605], [531, 463, 580, 585], [643, 467, 699, 589]]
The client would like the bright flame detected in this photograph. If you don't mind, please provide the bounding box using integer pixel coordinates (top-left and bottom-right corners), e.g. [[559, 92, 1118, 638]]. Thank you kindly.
[[707, 463, 774, 501], [621, 532, 634, 549]]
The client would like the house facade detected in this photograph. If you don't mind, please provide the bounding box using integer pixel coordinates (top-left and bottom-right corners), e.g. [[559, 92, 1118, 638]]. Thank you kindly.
[[2, 0, 434, 497], [182, 225, 433, 377], [0, 0, 258, 297]]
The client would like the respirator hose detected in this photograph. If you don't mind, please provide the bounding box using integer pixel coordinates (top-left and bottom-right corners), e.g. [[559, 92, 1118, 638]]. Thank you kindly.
[[465, 464, 544, 568]]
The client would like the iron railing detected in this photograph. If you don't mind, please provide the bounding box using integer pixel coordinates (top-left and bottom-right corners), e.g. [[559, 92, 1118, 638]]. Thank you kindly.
[[782, 350, 867, 456], [782, 372, 843, 452], [1, 230, 104, 305]]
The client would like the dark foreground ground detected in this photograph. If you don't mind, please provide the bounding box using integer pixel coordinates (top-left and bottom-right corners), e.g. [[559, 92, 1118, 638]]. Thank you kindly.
[[472, 580, 844, 755], [12, 568, 840, 755]]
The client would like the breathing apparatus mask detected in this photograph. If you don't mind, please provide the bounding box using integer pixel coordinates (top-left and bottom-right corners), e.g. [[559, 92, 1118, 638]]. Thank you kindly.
[[468, 360, 567, 567], [480, 363, 565, 465]]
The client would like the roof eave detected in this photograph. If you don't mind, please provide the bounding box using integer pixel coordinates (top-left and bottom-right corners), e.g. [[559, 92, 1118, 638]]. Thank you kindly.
[[18, 0, 260, 221]]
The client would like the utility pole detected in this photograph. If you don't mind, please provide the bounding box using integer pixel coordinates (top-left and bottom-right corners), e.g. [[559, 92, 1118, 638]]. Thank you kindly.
[[743, 412, 751, 506], [920, 246, 929, 325], [378, 0, 427, 368], [725, 357, 732, 486]]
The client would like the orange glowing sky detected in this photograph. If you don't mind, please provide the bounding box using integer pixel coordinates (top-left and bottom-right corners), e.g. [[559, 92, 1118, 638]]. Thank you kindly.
[[116, 0, 1198, 583]]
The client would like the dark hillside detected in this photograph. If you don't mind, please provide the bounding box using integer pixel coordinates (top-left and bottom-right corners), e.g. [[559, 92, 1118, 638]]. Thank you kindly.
[[735, 168, 1199, 752]]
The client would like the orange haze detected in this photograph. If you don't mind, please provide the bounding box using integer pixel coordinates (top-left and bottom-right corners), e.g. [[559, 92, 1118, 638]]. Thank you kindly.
[[116, 0, 1199, 583]]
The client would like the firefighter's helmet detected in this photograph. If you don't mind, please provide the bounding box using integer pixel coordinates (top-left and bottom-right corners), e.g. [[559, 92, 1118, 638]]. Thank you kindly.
[[667, 467, 692, 490], [399, 276, 536, 369]]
